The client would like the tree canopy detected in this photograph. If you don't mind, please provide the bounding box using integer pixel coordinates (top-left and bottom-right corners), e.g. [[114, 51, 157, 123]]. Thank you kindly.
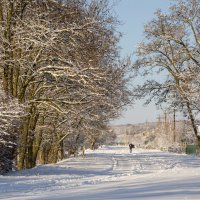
[[0, 0, 133, 172]]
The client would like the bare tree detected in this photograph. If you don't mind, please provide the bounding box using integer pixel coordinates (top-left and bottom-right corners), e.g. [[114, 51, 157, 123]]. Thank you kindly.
[[133, 0, 200, 150]]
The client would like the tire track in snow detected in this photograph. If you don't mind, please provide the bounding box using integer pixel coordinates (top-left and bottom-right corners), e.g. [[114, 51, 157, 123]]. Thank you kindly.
[[2, 146, 200, 195]]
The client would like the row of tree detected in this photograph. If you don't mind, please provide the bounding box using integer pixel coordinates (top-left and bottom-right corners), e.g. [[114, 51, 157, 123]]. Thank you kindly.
[[0, 0, 133, 173], [133, 0, 200, 150]]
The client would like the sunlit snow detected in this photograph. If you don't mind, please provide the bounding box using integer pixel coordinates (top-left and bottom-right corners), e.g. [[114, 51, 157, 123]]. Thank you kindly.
[[1, 146, 200, 200]]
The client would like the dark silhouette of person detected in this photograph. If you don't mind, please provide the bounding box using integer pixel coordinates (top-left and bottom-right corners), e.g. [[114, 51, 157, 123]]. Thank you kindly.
[[129, 143, 135, 153]]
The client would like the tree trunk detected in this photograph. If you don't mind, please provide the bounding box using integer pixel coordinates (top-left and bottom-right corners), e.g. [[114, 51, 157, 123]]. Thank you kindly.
[[40, 147, 46, 165], [32, 130, 43, 166], [186, 102, 200, 154], [25, 109, 39, 168], [40, 144, 51, 165], [13, 66, 20, 97], [17, 115, 31, 170], [17, 105, 39, 169], [91, 140, 96, 150], [32, 115, 45, 166], [47, 128, 60, 163], [197, 137, 200, 155], [48, 144, 59, 164], [59, 140, 64, 160], [3, 68, 9, 95]]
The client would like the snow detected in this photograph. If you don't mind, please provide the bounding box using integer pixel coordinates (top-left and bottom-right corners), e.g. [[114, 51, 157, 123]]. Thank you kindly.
[[1, 146, 200, 200]]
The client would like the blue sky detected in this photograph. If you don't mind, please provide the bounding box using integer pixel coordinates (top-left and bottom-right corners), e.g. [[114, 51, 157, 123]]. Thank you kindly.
[[111, 0, 172, 125]]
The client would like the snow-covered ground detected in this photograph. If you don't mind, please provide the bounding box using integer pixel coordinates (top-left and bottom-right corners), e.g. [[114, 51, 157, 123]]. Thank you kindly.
[[1, 146, 200, 200]]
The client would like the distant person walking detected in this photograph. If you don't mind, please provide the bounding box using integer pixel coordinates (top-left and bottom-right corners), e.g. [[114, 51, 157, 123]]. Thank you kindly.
[[129, 143, 135, 153]]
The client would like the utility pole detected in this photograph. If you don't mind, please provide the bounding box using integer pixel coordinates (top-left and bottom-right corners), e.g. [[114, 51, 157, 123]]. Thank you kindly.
[[157, 115, 161, 129], [173, 107, 176, 143], [164, 111, 167, 134]]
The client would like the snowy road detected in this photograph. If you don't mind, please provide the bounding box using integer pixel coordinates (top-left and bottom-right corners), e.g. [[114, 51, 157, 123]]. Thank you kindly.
[[1, 146, 200, 200]]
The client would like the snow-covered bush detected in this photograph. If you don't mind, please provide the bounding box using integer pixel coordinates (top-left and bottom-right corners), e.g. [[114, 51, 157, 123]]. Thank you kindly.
[[0, 87, 24, 174]]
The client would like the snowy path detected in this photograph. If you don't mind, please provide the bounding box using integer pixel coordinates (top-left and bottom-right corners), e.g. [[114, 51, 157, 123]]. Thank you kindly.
[[1, 146, 200, 199]]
